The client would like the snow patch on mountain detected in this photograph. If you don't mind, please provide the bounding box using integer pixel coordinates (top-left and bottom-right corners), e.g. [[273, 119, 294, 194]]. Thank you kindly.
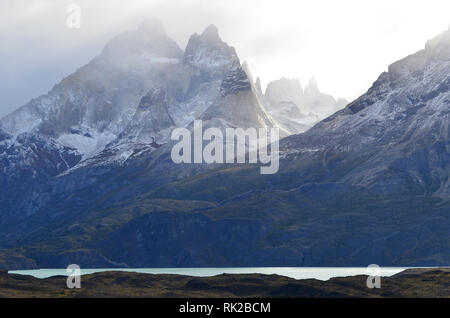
[[57, 130, 117, 158]]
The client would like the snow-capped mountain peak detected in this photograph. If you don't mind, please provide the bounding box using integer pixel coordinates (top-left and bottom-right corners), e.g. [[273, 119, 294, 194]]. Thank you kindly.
[[184, 24, 239, 72]]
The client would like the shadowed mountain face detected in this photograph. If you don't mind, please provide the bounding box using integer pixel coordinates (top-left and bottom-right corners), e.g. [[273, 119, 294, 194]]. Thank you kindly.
[[0, 23, 449, 269]]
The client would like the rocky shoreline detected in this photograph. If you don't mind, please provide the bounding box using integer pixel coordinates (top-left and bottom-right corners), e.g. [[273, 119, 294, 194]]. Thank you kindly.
[[0, 268, 448, 298]]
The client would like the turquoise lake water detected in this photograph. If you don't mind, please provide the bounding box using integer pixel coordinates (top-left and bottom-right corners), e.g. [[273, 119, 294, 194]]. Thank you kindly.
[[8, 267, 418, 281]]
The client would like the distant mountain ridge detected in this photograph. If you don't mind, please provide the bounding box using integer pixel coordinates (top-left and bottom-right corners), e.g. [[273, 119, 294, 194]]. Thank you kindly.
[[259, 77, 347, 134]]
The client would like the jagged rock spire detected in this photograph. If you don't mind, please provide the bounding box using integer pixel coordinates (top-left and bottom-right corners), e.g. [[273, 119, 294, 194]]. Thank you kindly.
[[201, 24, 220, 42], [184, 24, 239, 71]]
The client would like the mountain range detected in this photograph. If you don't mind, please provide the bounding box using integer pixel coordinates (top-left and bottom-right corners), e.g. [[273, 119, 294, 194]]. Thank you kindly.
[[261, 77, 348, 134], [0, 20, 448, 269]]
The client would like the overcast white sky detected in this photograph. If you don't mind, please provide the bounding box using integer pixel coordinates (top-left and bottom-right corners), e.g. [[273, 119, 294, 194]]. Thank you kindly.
[[0, 0, 449, 117]]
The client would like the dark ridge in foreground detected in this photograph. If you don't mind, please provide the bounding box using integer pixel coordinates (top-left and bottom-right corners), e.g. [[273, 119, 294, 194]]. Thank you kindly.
[[0, 269, 449, 298]]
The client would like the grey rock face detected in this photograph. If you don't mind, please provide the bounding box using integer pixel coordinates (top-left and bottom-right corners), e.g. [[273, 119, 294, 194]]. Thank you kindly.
[[122, 88, 176, 143], [220, 64, 252, 96]]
